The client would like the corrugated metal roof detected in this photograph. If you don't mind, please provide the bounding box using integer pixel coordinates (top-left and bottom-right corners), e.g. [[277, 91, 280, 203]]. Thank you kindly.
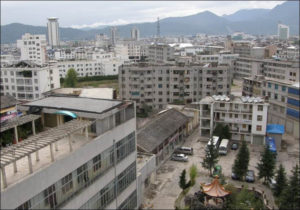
[[137, 109, 189, 152]]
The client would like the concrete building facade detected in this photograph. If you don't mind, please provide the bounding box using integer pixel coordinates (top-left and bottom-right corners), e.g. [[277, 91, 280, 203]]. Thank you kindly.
[[1, 96, 137, 210], [0, 61, 60, 101], [119, 63, 231, 110], [199, 95, 269, 145], [47, 17, 60, 48], [17, 33, 47, 65]]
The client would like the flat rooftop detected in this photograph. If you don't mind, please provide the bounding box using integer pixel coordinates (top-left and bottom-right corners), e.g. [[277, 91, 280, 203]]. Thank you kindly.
[[50, 88, 114, 100], [1, 119, 93, 190], [137, 153, 155, 172], [200, 95, 266, 104], [22, 96, 122, 114]]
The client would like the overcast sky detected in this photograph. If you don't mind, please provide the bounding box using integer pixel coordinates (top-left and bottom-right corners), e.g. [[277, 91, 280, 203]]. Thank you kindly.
[[1, 1, 285, 28]]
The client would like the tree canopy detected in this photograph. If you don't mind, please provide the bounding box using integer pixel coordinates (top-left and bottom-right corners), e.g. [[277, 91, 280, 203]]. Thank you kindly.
[[232, 140, 249, 179], [257, 145, 276, 184], [213, 123, 231, 141], [273, 164, 287, 197], [202, 142, 219, 176], [64, 68, 78, 87]]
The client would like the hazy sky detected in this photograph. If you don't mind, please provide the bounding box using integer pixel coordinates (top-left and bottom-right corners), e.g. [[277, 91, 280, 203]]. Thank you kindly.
[[1, 1, 285, 28]]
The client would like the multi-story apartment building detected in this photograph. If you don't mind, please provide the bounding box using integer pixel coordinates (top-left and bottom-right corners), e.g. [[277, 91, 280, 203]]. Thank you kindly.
[[0, 61, 60, 100], [119, 63, 231, 110], [232, 41, 252, 57], [261, 78, 293, 125], [242, 75, 265, 97], [1, 96, 137, 209], [234, 57, 264, 79], [286, 83, 300, 139], [235, 57, 299, 82], [276, 46, 299, 61], [17, 33, 47, 65], [263, 59, 299, 82], [147, 44, 175, 64], [278, 24, 289, 40], [199, 95, 268, 145], [57, 58, 126, 77]]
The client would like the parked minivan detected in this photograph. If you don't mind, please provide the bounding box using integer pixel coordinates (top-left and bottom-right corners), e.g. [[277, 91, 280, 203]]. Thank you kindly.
[[175, 146, 193, 155], [218, 139, 229, 155]]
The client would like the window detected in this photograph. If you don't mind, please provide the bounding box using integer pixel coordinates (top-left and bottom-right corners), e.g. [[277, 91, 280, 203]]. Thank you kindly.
[[256, 125, 262, 131], [274, 93, 278, 100], [16, 201, 31, 210], [275, 84, 278, 90], [61, 173, 73, 194], [282, 86, 286, 92], [281, 96, 285, 102], [220, 103, 225, 107], [77, 164, 89, 185], [10, 71, 14, 76], [158, 84, 162, 88], [34, 71, 37, 76], [243, 114, 246, 119], [257, 105, 263, 111], [242, 124, 246, 129], [268, 83, 271, 88], [235, 114, 238, 118], [257, 115, 263, 121], [235, 104, 239, 109], [93, 154, 101, 172], [44, 185, 57, 209]]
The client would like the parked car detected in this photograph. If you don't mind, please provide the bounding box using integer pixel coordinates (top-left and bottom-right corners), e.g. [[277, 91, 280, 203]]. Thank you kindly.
[[270, 178, 276, 189], [175, 146, 193, 155], [231, 143, 239, 150], [171, 154, 188, 162], [245, 170, 255, 183], [231, 172, 239, 180], [213, 165, 222, 177]]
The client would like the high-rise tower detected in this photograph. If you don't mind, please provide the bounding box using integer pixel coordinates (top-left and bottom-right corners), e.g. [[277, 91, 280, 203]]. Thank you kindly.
[[47, 17, 60, 48]]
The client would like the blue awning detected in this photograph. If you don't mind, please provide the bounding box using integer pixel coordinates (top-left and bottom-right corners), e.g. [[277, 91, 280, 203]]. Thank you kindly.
[[266, 136, 276, 153], [266, 124, 284, 134], [54, 110, 77, 119]]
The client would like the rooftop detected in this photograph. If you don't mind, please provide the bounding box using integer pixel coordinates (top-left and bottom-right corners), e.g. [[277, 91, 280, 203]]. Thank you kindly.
[[200, 95, 266, 104], [0, 95, 18, 110], [47, 88, 114, 100], [21, 96, 122, 114], [1, 119, 93, 190], [0, 114, 40, 133], [137, 109, 189, 152]]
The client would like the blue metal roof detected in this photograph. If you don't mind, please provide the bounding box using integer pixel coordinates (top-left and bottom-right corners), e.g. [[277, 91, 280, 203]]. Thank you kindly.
[[266, 124, 284, 134], [266, 136, 277, 153]]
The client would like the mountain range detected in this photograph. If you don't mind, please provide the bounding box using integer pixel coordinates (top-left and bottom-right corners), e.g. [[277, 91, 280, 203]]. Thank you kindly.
[[1, 1, 299, 44]]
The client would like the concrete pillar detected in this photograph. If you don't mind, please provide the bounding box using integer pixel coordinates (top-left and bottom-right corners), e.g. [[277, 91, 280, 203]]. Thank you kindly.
[[68, 135, 73, 152], [14, 126, 19, 144], [35, 142, 40, 161], [28, 154, 33, 174], [50, 143, 54, 162], [1, 167, 7, 188], [55, 142, 59, 151], [32, 120, 36, 135], [85, 126, 89, 140], [12, 150, 17, 173]]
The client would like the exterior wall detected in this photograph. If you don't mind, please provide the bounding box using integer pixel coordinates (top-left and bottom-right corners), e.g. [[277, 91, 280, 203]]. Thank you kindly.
[[199, 97, 268, 144], [263, 60, 299, 82], [1, 114, 137, 209], [119, 64, 231, 111], [147, 44, 175, 64], [234, 57, 263, 79], [17, 33, 47, 65], [0, 66, 60, 100], [286, 86, 300, 139]]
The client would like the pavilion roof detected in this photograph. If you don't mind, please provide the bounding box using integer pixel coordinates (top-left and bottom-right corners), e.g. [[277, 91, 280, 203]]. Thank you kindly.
[[201, 177, 231, 197]]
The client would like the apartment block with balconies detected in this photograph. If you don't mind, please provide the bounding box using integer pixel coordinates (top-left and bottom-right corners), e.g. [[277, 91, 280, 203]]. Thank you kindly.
[[199, 95, 268, 145]]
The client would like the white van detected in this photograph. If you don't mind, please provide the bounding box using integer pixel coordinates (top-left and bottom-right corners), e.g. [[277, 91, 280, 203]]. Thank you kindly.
[[218, 139, 229, 155], [205, 136, 220, 151], [175, 147, 193, 155]]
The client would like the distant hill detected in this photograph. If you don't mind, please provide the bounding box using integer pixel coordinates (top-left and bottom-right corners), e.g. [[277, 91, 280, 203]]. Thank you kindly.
[[223, 9, 270, 22], [1, 1, 298, 44]]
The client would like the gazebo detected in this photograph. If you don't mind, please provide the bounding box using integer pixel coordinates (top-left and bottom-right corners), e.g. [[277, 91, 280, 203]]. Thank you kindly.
[[201, 176, 231, 206]]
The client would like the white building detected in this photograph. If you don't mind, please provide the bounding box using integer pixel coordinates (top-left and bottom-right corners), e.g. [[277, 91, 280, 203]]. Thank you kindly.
[[131, 27, 140, 41], [17, 33, 47, 65], [278, 24, 289, 40], [111, 27, 117, 46], [0, 61, 60, 101], [199, 95, 269, 145], [1, 96, 137, 209], [47, 17, 60, 47]]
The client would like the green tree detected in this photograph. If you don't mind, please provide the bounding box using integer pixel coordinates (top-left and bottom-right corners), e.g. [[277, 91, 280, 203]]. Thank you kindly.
[[64, 68, 78, 87], [257, 145, 276, 184], [189, 164, 197, 186], [213, 123, 231, 140], [202, 142, 219, 176], [232, 140, 249, 180], [179, 169, 187, 190], [273, 164, 287, 197], [279, 165, 300, 210]]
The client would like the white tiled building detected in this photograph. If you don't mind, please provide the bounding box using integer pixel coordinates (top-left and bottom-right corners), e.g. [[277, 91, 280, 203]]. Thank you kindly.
[[0, 61, 60, 101], [17, 33, 47, 65], [199, 95, 269, 145]]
